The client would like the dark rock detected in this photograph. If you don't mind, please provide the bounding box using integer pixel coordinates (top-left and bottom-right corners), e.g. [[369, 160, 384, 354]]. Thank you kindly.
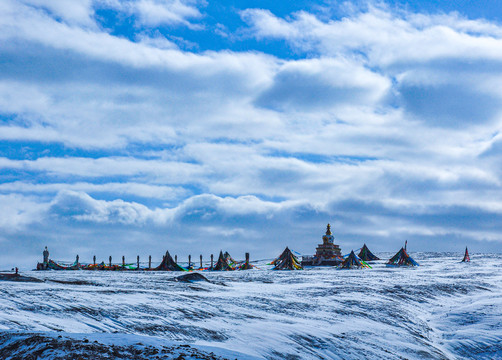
[[175, 272, 210, 283], [0, 332, 235, 360], [0, 273, 43, 283]]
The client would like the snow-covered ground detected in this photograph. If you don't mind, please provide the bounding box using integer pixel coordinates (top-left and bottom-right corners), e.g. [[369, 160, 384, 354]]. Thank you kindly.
[[0, 253, 501, 359]]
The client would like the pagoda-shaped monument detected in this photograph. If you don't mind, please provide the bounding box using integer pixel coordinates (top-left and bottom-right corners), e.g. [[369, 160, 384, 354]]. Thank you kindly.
[[302, 224, 343, 266]]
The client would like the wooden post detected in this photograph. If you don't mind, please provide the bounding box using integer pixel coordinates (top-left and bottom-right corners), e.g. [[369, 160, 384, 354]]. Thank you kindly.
[[200, 254, 203, 269], [210, 254, 213, 269], [137, 255, 140, 270], [175, 255, 177, 263], [188, 255, 191, 268], [246, 252, 250, 263], [122, 256, 125, 267], [76, 255, 79, 264], [148, 255, 152, 269], [93, 255, 96, 265], [109, 256, 112, 267]]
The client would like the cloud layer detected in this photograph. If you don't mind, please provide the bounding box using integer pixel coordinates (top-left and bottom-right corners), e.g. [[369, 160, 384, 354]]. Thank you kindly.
[[1, 0, 502, 267]]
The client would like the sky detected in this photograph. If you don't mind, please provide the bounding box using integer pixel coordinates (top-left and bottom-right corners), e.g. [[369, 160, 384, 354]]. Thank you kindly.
[[2, 0, 502, 269]]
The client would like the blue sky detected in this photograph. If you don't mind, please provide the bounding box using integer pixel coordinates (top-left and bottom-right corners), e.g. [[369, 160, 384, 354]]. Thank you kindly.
[[1, 0, 502, 268]]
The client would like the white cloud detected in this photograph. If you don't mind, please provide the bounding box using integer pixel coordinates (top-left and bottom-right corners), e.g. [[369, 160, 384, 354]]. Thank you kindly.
[[132, 0, 203, 28], [135, 32, 179, 49], [0, 0, 275, 80], [0, 156, 207, 184], [48, 191, 304, 225], [254, 57, 391, 111], [177, 194, 303, 216], [102, 0, 205, 28], [243, 5, 502, 128], [240, 9, 300, 39], [0, 181, 187, 200], [18, 0, 205, 29], [50, 190, 165, 224], [0, 194, 48, 231], [241, 6, 502, 66], [20, 0, 95, 26], [2, 0, 502, 257]]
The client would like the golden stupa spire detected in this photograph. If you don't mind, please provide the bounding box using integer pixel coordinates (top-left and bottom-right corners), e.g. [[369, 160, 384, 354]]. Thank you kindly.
[[326, 223, 332, 235]]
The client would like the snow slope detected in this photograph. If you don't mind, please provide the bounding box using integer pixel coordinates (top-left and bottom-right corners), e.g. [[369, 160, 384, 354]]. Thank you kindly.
[[0, 253, 500, 359]]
